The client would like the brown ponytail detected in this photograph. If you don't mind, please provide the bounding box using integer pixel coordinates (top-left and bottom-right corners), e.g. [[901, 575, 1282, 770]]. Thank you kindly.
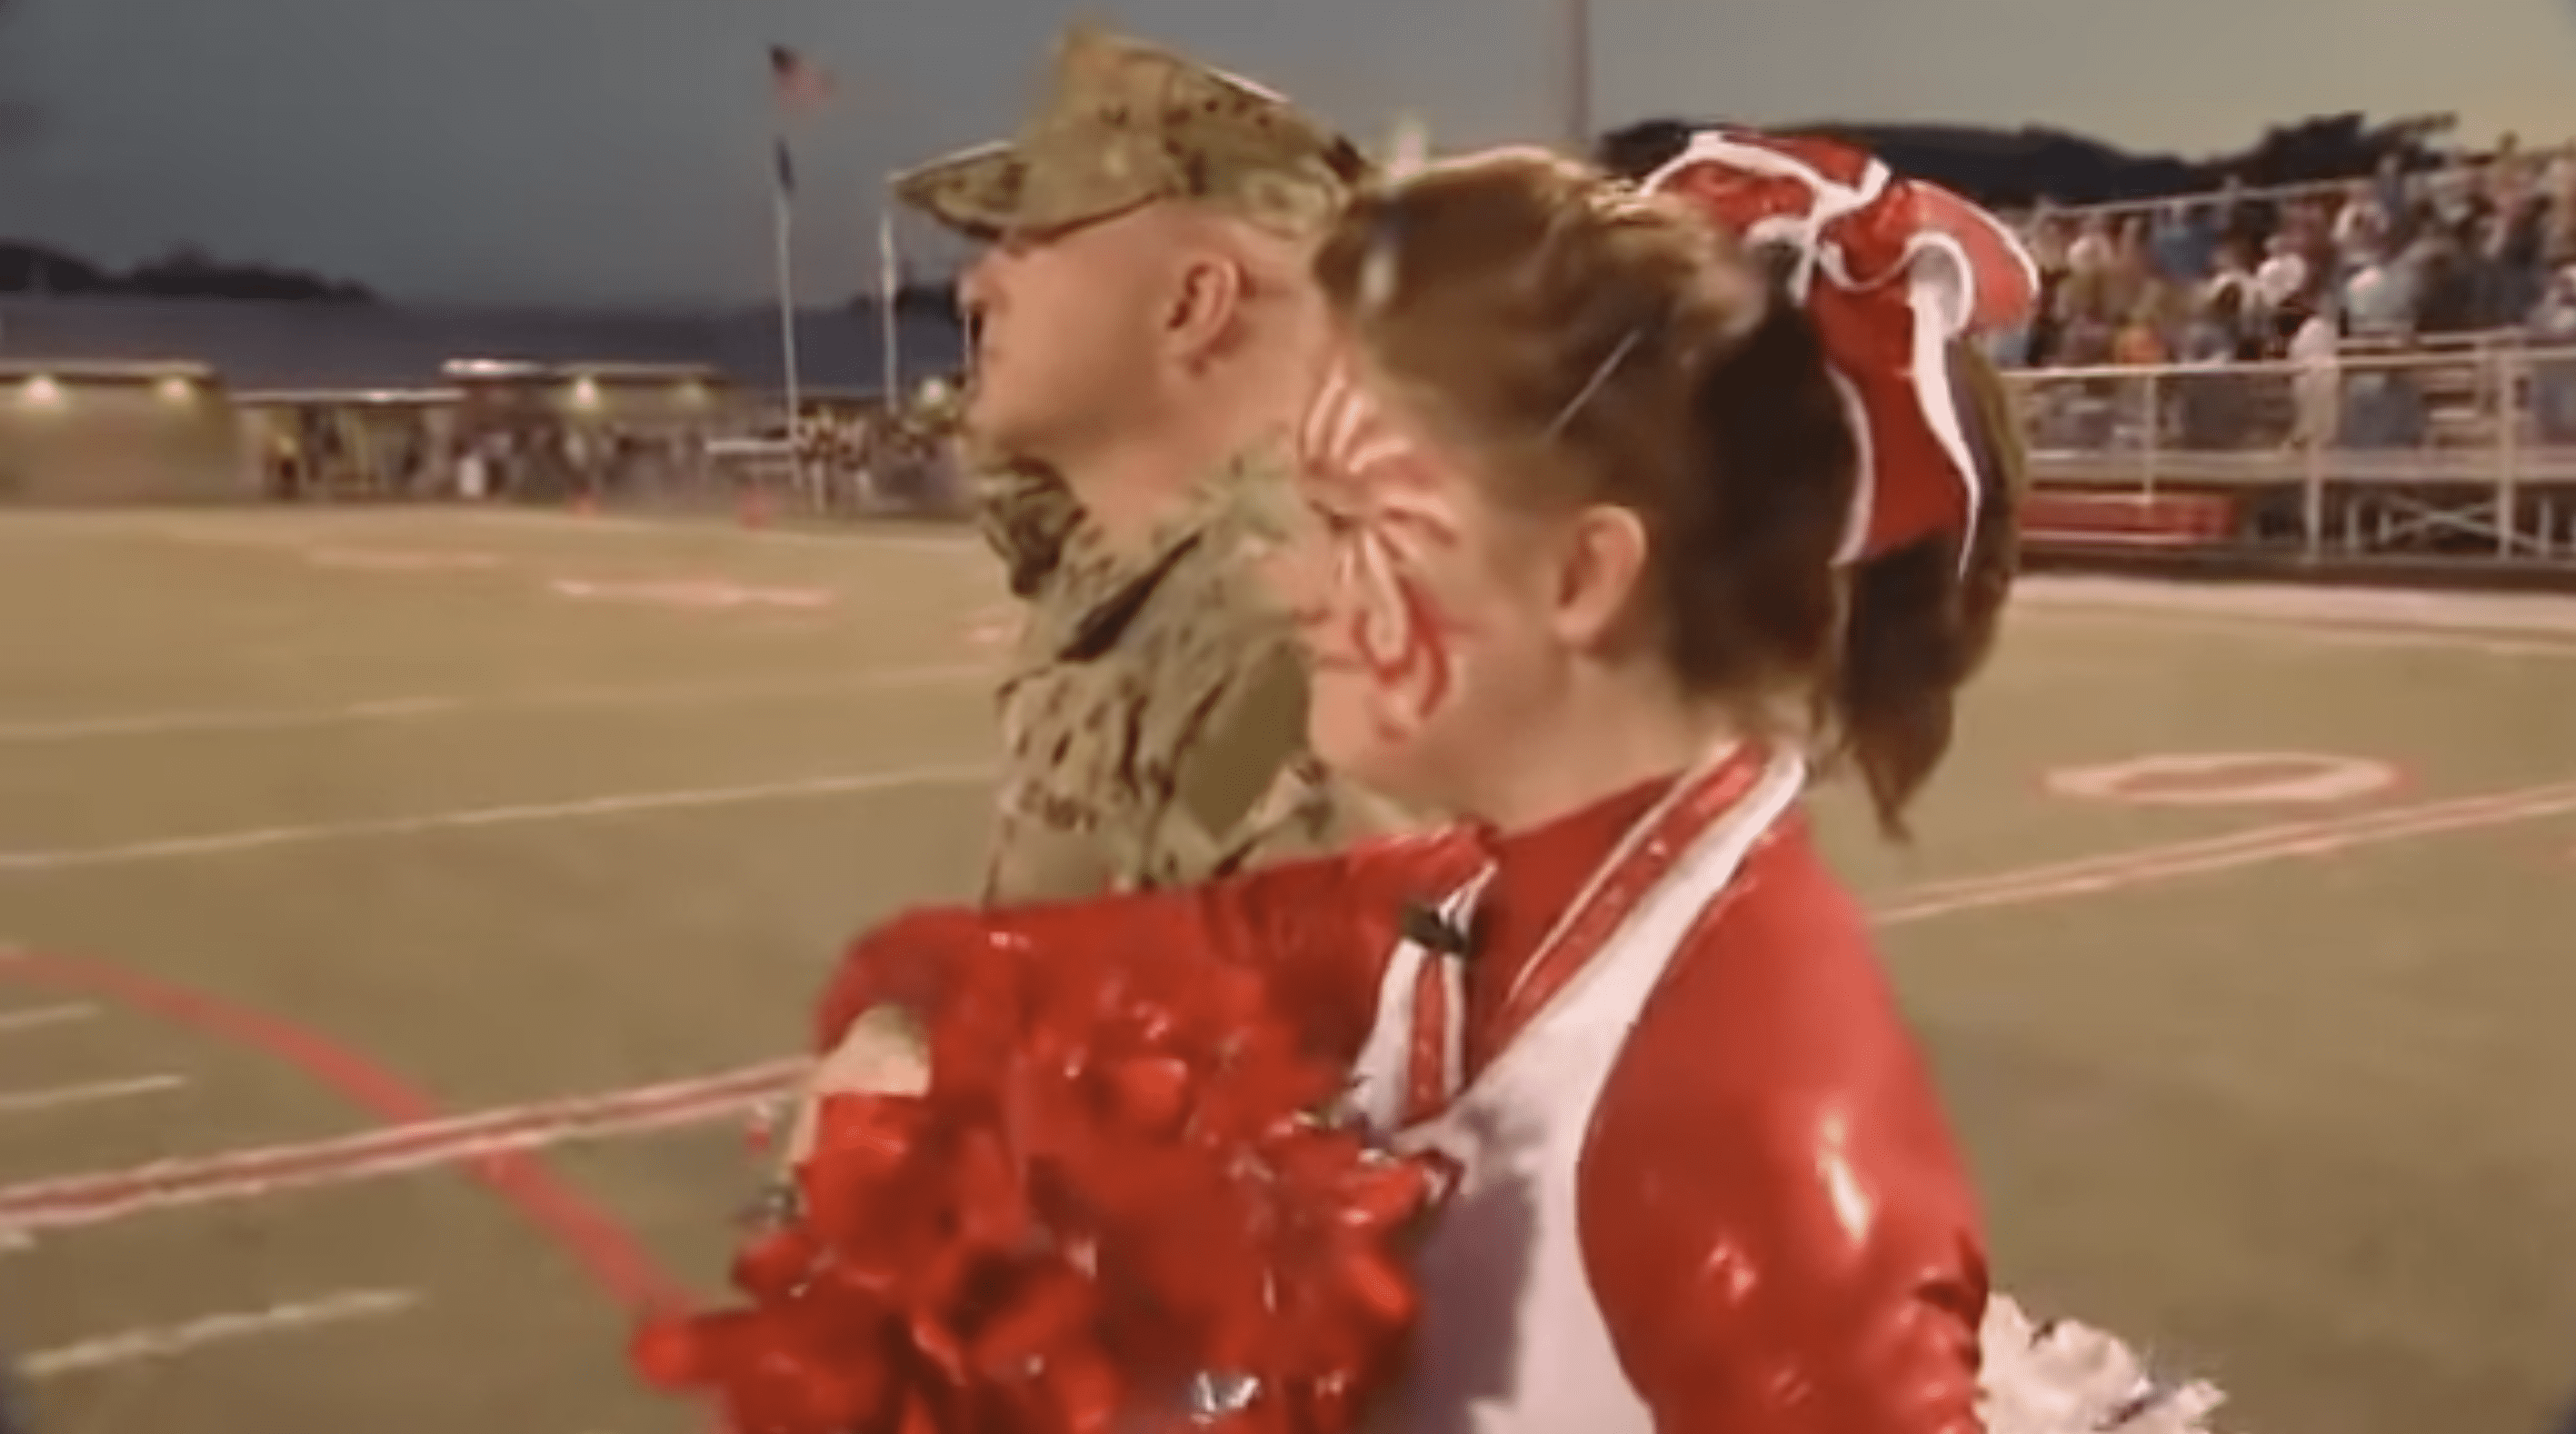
[[1310, 149, 2024, 840], [1832, 341, 2026, 837]]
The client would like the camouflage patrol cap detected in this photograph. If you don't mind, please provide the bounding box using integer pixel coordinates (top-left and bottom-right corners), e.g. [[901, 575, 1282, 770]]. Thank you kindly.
[[892, 25, 1372, 243]]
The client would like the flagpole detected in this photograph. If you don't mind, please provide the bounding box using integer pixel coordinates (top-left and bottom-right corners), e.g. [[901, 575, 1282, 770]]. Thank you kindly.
[[1560, 0, 1592, 156], [877, 204, 902, 406], [773, 135, 805, 508]]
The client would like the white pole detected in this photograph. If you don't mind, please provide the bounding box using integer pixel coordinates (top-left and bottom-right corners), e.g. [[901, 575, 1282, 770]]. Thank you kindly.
[[878, 205, 902, 403], [773, 139, 805, 504], [1386, 113, 1431, 177], [1561, 0, 1592, 156]]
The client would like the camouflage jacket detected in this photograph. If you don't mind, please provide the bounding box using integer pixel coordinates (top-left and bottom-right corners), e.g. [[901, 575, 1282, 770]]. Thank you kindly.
[[973, 454, 1355, 902]]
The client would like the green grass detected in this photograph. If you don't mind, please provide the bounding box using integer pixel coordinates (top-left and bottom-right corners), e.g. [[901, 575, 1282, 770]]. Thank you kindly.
[[2, 505, 2572, 1434]]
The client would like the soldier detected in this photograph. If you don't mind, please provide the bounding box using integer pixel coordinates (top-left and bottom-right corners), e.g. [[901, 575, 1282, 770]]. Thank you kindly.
[[771, 25, 1382, 1169], [894, 23, 1378, 902]]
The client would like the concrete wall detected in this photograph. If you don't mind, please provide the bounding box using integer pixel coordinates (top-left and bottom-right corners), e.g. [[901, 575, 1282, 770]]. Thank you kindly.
[[0, 374, 254, 503]]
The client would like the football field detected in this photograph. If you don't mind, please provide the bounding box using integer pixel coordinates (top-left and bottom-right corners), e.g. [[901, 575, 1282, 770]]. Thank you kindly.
[[2, 506, 2571, 1434]]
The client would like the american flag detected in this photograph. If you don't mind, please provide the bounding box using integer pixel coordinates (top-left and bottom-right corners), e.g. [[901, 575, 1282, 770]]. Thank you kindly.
[[768, 45, 834, 115]]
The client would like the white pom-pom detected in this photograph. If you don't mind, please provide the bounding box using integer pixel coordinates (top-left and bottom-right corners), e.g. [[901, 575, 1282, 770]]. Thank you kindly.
[[1979, 1295, 2230, 1434]]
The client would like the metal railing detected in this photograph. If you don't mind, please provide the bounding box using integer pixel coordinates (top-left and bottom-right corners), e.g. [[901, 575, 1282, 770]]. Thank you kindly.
[[2002, 344, 2576, 565]]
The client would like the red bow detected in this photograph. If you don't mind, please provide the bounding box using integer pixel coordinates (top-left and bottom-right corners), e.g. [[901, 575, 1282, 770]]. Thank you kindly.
[[1643, 130, 2037, 563]]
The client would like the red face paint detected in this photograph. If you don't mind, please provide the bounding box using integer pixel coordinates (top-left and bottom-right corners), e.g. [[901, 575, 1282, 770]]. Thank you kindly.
[[1292, 360, 1471, 741]]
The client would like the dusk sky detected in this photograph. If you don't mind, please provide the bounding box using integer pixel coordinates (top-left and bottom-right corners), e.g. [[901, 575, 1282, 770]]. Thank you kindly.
[[4, 0, 2573, 308]]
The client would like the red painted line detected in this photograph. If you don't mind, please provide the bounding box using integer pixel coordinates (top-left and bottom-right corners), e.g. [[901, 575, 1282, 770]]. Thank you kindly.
[[0, 948, 701, 1307]]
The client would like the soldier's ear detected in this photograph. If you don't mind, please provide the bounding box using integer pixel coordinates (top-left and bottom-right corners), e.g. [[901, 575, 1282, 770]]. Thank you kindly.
[[1163, 250, 1249, 364]]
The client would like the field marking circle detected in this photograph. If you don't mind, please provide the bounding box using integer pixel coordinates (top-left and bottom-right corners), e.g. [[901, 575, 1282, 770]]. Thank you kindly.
[[2047, 752, 2400, 806]]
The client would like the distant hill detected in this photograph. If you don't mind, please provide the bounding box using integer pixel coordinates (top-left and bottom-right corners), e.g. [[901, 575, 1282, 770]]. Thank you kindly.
[[0, 109, 2478, 313], [881, 282, 959, 318], [0, 242, 376, 304], [1597, 111, 2464, 208]]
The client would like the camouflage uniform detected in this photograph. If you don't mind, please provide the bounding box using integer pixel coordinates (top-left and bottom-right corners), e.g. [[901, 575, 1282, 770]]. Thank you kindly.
[[894, 25, 1378, 902]]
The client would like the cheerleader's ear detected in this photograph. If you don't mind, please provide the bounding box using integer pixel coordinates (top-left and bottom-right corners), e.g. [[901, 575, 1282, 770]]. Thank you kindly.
[[1547, 502, 1652, 655]]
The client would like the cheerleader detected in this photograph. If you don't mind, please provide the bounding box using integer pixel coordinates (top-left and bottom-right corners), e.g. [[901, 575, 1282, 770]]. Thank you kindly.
[[805, 137, 2220, 1433]]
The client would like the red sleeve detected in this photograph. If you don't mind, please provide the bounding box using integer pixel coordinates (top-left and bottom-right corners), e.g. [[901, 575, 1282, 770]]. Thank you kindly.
[[1579, 822, 1988, 1434], [815, 827, 1493, 1067]]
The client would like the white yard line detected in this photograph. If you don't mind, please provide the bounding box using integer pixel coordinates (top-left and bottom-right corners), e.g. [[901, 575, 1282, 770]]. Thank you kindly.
[[0, 1002, 95, 1036], [2010, 602, 2576, 660], [448, 505, 983, 553], [0, 1060, 805, 1234], [21, 1289, 421, 1379], [1878, 779, 2576, 923], [1886, 779, 2576, 907], [0, 506, 972, 553], [0, 662, 995, 744], [2016, 574, 2576, 639], [0, 761, 994, 873], [0, 1074, 186, 1118]]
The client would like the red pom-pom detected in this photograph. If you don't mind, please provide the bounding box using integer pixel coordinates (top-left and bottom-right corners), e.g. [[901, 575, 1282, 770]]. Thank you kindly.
[[731, 1228, 819, 1301], [631, 1313, 707, 1389], [634, 912, 1440, 1434]]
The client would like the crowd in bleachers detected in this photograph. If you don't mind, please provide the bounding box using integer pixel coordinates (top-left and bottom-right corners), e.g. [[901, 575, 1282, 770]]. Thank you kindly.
[[1995, 138, 2576, 371]]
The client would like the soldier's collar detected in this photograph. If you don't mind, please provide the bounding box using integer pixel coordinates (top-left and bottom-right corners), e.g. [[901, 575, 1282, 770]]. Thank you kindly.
[[1058, 453, 1248, 582]]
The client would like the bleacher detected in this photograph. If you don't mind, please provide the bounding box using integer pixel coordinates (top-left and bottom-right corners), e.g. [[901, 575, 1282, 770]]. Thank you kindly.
[[2008, 338, 2576, 572], [1999, 145, 2576, 573]]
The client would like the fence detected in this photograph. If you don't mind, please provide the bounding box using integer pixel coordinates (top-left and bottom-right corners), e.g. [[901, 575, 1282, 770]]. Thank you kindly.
[[2006, 344, 2576, 567]]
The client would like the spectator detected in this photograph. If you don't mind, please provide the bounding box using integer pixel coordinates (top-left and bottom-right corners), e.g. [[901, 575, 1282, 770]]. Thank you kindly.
[[2544, 158, 2576, 270], [2287, 300, 2342, 447], [2052, 271, 2116, 365], [2254, 231, 2311, 314], [2023, 211, 2072, 365], [2203, 241, 2258, 327], [2212, 174, 2268, 253], [1992, 145, 2571, 371], [2151, 200, 2217, 280], [2112, 298, 2171, 365], [2530, 265, 2576, 443], [2372, 154, 2413, 241], [2407, 228, 2479, 333], [1982, 317, 2032, 368], [2333, 178, 2388, 265], [2430, 165, 2481, 234], [2182, 284, 2262, 363], [2026, 208, 2071, 271], [2343, 242, 2419, 339], [2067, 214, 2116, 278], [2083, 217, 2150, 324]]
